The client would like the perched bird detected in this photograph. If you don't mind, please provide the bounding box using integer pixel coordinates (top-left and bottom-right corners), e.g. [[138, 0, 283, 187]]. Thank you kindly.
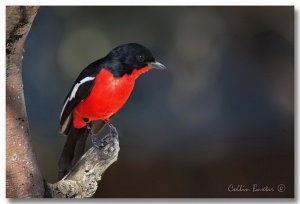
[[58, 43, 166, 178]]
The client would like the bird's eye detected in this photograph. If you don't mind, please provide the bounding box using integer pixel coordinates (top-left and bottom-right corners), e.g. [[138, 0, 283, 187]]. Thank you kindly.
[[136, 55, 145, 62]]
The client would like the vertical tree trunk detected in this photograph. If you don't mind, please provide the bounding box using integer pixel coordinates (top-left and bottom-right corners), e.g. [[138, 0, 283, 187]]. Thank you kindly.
[[6, 6, 44, 198]]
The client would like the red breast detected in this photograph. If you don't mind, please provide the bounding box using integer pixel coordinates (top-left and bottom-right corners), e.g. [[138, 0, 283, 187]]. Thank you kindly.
[[72, 66, 151, 128]]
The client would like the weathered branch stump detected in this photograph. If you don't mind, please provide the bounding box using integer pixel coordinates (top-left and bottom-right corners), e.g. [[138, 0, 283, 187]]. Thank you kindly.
[[47, 138, 119, 198]]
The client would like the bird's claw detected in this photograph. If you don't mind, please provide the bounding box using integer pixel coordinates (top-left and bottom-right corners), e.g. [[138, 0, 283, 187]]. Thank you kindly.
[[91, 135, 106, 149], [108, 125, 118, 138], [91, 122, 118, 149]]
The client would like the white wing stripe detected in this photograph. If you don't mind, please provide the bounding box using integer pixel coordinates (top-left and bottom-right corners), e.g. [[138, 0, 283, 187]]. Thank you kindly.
[[70, 77, 95, 100], [60, 99, 69, 119], [60, 76, 95, 119]]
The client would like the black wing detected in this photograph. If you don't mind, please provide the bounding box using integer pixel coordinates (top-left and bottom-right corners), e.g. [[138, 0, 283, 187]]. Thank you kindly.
[[59, 59, 104, 134]]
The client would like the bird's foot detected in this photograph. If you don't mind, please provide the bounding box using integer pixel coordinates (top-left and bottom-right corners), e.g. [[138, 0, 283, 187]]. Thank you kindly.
[[91, 121, 118, 149], [85, 120, 102, 148], [106, 121, 118, 138]]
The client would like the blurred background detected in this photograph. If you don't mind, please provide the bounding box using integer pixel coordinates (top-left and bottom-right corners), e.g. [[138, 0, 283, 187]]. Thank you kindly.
[[23, 6, 294, 198]]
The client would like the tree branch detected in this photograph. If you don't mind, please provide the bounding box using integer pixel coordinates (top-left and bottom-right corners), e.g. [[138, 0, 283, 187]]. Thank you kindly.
[[48, 138, 119, 198]]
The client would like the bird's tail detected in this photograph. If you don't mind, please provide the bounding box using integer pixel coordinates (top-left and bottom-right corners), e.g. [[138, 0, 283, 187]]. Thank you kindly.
[[58, 115, 105, 179], [58, 124, 84, 179]]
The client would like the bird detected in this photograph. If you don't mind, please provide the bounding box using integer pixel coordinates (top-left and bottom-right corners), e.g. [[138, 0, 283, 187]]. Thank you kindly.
[[58, 43, 166, 179]]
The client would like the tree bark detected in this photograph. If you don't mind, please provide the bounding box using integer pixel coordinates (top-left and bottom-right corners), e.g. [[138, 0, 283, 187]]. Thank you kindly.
[[6, 6, 44, 198], [6, 6, 120, 198]]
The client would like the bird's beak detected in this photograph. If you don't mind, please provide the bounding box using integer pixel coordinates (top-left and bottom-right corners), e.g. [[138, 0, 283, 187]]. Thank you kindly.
[[148, 61, 167, 70]]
